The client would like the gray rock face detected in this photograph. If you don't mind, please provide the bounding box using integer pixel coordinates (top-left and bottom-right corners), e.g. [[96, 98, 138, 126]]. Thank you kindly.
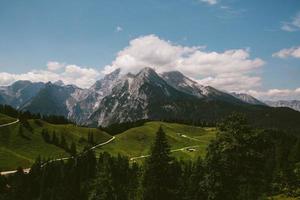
[[231, 92, 266, 105], [3, 67, 282, 127], [89, 67, 183, 126]]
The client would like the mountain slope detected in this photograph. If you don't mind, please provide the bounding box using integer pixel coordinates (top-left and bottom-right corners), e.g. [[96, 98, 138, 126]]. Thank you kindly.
[[2, 68, 300, 131], [68, 69, 121, 124], [0, 80, 45, 108], [90, 67, 198, 126], [161, 71, 243, 103], [231, 92, 266, 105], [88, 68, 300, 131], [265, 100, 300, 112], [21, 83, 81, 117]]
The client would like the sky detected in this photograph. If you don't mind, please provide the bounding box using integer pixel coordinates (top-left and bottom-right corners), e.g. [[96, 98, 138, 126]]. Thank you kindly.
[[0, 0, 300, 100]]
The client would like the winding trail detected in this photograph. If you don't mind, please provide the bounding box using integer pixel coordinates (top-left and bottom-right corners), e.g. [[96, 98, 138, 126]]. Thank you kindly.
[[0, 136, 115, 176], [129, 145, 199, 161], [129, 133, 201, 161], [0, 119, 19, 128], [1, 128, 202, 174]]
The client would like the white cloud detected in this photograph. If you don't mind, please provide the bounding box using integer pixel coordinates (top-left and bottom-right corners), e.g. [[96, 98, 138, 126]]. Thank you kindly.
[[0, 62, 101, 88], [47, 61, 65, 71], [272, 46, 300, 59], [201, 0, 217, 5], [281, 12, 300, 32], [115, 26, 123, 32], [199, 73, 261, 91], [103, 34, 265, 91], [246, 88, 300, 101]]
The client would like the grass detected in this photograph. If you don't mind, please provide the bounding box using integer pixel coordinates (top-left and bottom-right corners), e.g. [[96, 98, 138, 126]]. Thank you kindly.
[[0, 113, 16, 124], [0, 117, 217, 170], [0, 116, 112, 171], [97, 121, 217, 161]]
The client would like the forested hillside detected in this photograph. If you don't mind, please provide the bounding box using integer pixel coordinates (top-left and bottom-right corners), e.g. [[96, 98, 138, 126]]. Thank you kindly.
[[1, 114, 300, 200]]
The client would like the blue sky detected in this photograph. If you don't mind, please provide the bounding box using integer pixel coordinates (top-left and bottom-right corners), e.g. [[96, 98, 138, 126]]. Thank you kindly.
[[0, 0, 300, 100]]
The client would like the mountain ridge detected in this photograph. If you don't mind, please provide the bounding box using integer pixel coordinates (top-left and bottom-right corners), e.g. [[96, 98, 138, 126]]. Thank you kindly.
[[1, 67, 300, 130]]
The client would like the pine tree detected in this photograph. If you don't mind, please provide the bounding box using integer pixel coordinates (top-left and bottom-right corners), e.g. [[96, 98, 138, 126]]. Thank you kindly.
[[142, 126, 176, 200], [52, 131, 59, 145], [60, 134, 67, 150], [70, 142, 77, 156], [41, 129, 50, 143], [88, 131, 95, 145]]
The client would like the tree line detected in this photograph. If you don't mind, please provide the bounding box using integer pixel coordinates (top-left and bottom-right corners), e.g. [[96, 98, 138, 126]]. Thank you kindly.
[[0, 104, 72, 125], [1, 114, 300, 199]]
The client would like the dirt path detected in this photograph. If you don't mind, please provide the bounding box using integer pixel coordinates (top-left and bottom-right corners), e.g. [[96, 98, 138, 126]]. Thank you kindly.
[[0, 119, 19, 128], [0, 136, 116, 176]]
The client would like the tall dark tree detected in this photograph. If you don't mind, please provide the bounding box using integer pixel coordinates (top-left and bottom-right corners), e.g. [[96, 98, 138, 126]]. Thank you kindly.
[[60, 134, 68, 150], [88, 131, 94, 145], [41, 129, 50, 143], [142, 126, 177, 200], [206, 114, 270, 200], [70, 141, 77, 156], [52, 131, 59, 145]]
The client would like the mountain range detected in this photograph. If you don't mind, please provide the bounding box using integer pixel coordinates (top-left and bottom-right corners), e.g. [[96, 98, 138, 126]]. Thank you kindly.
[[0, 67, 300, 129], [264, 100, 300, 112]]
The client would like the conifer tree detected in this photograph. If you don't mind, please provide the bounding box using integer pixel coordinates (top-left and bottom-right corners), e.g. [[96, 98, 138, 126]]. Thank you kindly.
[[142, 126, 176, 200], [70, 141, 77, 156], [60, 134, 67, 150], [52, 131, 59, 145]]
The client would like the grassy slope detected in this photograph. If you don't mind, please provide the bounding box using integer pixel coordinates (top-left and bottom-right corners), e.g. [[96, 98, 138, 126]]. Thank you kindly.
[[0, 119, 216, 170], [0, 117, 112, 171], [98, 121, 217, 161], [0, 113, 16, 124]]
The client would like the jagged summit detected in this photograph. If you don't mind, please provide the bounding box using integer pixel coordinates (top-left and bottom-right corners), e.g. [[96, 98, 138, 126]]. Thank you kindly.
[[54, 80, 65, 86], [1, 67, 282, 127]]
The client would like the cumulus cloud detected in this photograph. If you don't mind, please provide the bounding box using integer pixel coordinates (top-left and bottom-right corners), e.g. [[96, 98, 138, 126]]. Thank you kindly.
[[103, 34, 265, 91], [199, 73, 261, 91], [0, 62, 101, 88], [281, 12, 300, 32], [47, 61, 65, 71], [272, 46, 300, 59], [201, 0, 218, 5], [246, 88, 300, 101]]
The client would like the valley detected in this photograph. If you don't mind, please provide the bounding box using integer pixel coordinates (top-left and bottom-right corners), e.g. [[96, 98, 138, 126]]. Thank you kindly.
[[0, 113, 216, 171]]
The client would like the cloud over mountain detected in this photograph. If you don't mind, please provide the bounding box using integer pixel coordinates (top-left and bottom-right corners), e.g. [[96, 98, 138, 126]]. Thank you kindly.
[[103, 34, 265, 91], [0, 63, 101, 88], [246, 88, 300, 101]]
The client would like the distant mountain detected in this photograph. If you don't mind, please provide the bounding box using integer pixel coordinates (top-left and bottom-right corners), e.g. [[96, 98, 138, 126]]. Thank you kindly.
[[21, 82, 82, 117], [231, 92, 266, 105], [0, 80, 45, 108], [90, 67, 198, 126], [161, 71, 243, 104], [68, 68, 121, 124], [1, 68, 300, 131], [265, 100, 300, 112]]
